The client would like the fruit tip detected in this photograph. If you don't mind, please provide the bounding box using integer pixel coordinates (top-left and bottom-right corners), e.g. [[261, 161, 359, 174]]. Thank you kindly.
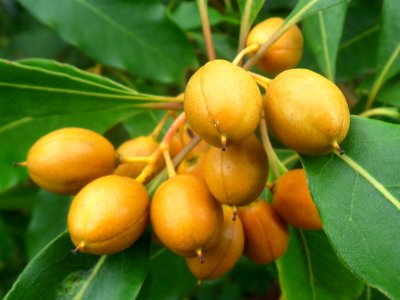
[[196, 279, 202, 287], [221, 135, 227, 151], [196, 249, 205, 264], [232, 206, 238, 221], [71, 242, 86, 255], [333, 141, 345, 155], [13, 161, 27, 167]]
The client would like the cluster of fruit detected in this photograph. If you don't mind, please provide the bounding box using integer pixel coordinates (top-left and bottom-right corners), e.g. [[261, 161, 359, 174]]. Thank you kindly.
[[17, 17, 350, 281]]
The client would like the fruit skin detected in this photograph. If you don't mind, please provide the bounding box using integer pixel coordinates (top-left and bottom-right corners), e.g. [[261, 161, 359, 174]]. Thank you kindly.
[[238, 198, 289, 264], [204, 134, 268, 207], [246, 17, 303, 75], [184, 59, 262, 147], [265, 69, 350, 155], [185, 206, 244, 280], [150, 174, 223, 257], [272, 169, 322, 230], [114, 135, 163, 181], [68, 175, 149, 255], [27, 127, 116, 195]]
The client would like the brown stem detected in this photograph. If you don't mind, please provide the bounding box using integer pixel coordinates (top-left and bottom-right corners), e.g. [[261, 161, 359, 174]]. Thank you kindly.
[[197, 0, 216, 61]]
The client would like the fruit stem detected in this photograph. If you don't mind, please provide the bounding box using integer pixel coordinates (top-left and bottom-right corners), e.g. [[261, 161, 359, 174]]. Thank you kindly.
[[161, 142, 177, 178], [136, 112, 187, 183], [13, 161, 27, 167], [197, 0, 216, 61], [260, 117, 288, 179], [196, 248, 205, 264], [236, 0, 259, 66], [332, 141, 345, 155], [232, 43, 259, 65], [118, 155, 152, 164], [359, 107, 400, 120], [71, 242, 86, 255], [151, 111, 174, 140], [251, 72, 271, 93]]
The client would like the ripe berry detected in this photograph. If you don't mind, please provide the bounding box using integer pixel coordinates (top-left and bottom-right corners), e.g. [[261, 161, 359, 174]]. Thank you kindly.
[[184, 59, 262, 148], [114, 135, 163, 181], [246, 17, 303, 75], [204, 134, 268, 208], [25, 127, 116, 195], [238, 198, 289, 264], [185, 206, 244, 280], [150, 174, 223, 257], [272, 169, 322, 230], [68, 175, 149, 255], [265, 69, 350, 155]]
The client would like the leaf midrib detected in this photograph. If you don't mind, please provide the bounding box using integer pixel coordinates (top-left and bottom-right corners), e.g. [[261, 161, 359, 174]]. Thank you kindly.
[[336, 153, 400, 210], [74, 0, 162, 60]]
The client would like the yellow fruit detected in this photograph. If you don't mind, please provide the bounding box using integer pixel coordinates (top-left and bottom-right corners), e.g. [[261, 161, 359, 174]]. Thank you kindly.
[[272, 169, 322, 230], [177, 152, 207, 181], [185, 206, 244, 280], [238, 199, 289, 264], [184, 60, 262, 148], [265, 69, 350, 155], [204, 134, 268, 207], [26, 127, 116, 195], [246, 17, 303, 75], [68, 175, 149, 255], [150, 174, 223, 257], [114, 135, 163, 181]]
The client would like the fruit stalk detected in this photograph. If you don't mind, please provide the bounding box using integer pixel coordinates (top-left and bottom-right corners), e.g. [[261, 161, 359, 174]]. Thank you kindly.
[[136, 112, 187, 183], [197, 0, 216, 61], [260, 117, 287, 179]]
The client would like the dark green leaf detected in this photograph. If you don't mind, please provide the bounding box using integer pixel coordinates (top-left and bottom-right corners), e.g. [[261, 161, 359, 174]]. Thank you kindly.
[[375, 0, 400, 82], [137, 248, 196, 300], [0, 185, 39, 211], [26, 191, 71, 260], [5, 231, 150, 300], [302, 1, 348, 80], [365, 0, 400, 108], [0, 59, 158, 191], [286, 0, 347, 24], [301, 116, 400, 299], [278, 229, 363, 300], [336, 0, 380, 81], [171, 2, 238, 30], [17, 0, 198, 83], [377, 78, 400, 107]]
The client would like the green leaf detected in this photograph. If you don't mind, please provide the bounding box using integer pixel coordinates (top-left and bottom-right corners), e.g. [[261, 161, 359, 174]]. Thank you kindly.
[[277, 229, 363, 300], [376, 78, 400, 107], [171, 2, 238, 30], [286, 0, 348, 24], [17, 0, 198, 83], [137, 248, 196, 300], [301, 116, 400, 299], [0, 59, 157, 191], [365, 0, 400, 109], [5, 231, 150, 300], [336, 0, 381, 81], [26, 191, 71, 260], [302, 1, 348, 80], [0, 186, 39, 211], [238, 0, 266, 30]]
